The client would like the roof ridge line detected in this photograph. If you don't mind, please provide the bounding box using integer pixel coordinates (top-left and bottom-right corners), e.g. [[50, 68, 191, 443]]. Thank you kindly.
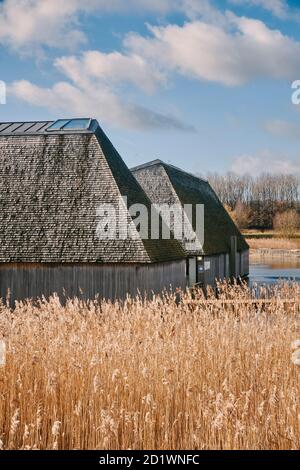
[[131, 159, 208, 183]]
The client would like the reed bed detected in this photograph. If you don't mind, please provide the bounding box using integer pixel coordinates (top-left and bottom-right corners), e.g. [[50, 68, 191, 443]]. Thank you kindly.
[[247, 238, 300, 250], [0, 281, 300, 450]]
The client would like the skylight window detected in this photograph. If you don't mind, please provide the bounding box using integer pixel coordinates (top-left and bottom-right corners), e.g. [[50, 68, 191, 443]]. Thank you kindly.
[[46, 119, 91, 132], [46, 120, 70, 131], [62, 119, 91, 130]]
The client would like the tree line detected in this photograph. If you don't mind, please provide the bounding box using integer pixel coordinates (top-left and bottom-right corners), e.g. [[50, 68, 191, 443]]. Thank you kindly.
[[207, 173, 300, 230]]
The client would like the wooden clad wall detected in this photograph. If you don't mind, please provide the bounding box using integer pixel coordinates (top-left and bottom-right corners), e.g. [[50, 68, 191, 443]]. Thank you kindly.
[[0, 261, 186, 305], [240, 249, 250, 278], [203, 254, 226, 285], [203, 249, 249, 286]]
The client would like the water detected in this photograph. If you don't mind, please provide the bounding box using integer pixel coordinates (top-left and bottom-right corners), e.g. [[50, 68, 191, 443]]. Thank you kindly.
[[250, 258, 300, 285]]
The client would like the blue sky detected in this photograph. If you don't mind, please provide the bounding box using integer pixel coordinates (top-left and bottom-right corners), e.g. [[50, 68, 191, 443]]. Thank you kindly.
[[0, 0, 300, 176]]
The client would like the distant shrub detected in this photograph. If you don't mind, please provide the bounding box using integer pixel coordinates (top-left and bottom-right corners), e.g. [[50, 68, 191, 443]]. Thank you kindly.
[[225, 202, 252, 230], [273, 209, 300, 238]]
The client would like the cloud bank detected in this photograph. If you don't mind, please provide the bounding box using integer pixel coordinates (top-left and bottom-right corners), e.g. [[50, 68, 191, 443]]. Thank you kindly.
[[6, 0, 300, 131], [231, 151, 300, 176], [9, 79, 194, 131]]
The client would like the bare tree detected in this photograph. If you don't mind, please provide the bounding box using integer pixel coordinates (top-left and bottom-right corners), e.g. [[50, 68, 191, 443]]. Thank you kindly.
[[273, 209, 300, 238], [207, 172, 300, 229]]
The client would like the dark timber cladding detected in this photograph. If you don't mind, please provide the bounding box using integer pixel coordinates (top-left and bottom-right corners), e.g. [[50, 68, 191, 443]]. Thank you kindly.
[[0, 120, 186, 303], [131, 160, 249, 286]]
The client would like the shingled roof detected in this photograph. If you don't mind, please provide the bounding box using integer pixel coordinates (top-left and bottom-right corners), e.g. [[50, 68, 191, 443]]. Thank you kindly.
[[0, 120, 185, 264], [131, 159, 249, 256]]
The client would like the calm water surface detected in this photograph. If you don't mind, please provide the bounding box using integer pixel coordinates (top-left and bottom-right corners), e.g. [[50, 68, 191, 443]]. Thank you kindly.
[[250, 258, 300, 285]]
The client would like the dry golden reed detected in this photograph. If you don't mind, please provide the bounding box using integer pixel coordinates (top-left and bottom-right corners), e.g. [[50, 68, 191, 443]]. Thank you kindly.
[[0, 281, 300, 450], [247, 238, 300, 250]]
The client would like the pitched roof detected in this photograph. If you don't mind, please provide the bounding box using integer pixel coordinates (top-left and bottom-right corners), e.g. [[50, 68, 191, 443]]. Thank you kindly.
[[0, 120, 185, 264], [131, 160, 249, 255]]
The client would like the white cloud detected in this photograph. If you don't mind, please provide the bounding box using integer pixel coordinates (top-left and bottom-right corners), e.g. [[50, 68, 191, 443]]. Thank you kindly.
[[9, 79, 193, 131], [264, 119, 300, 139], [8, 8, 300, 129], [18, 49, 190, 130], [5, 0, 300, 130], [125, 16, 300, 86], [0, 0, 89, 51], [0, 0, 224, 52], [55, 52, 166, 94], [228, 0, 288, 19], [1, 0, 298, 56], [231, 151, 300, 176]]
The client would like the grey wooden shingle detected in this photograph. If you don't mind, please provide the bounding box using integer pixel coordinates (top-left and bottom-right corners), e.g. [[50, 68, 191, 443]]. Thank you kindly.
[[132, 160, 249, 256], [0, 121, 185, 264]]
